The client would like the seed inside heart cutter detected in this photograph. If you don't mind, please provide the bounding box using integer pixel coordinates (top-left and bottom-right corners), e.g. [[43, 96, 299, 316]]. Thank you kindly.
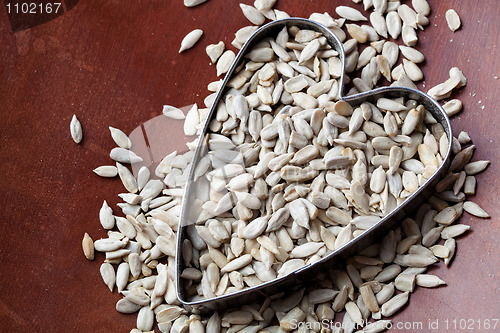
[[176, 18, 452, 311]]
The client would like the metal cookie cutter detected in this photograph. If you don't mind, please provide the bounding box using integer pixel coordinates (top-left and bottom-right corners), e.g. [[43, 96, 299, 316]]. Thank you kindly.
[[176, 18, 452, 313]]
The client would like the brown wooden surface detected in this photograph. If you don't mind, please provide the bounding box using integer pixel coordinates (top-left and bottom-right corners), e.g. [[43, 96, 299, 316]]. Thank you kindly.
[[1, 1, 499, 332]]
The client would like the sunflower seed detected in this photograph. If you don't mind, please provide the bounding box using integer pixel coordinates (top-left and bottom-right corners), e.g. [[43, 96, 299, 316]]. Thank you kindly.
[[100, 263, 115, 292], [445, 9, 461, 32], [403, 59, 423, 81], [170, 315, 189, 333], [280, 307, 306, 331], [239, 4, 265, 25], [415, 274, 446, 288], [116, 262, 130, 293], [441, 224, 470, 239], [206, 41, 225, 64], [386, 11, 402, 39], [359, 284, 379, 312], [156, 306, 187, 324], [412, 0, 431, 16], [110, 147, 143, 164], [254, 0, 276, 11], [162, 105, 185, 119], [346, 24, 368, 43], [402, 24, 418, 46], [70, 114, 83, 144], [381, 291, 409, 317], [179, 29, 203, 53], [117, 162, 139, 193], [93, 165, 118, 177], [463, 176, 476, 195], [116, 298, 142, 314], [464, 160, 490, 175], [463, 201, 489, 218], [217, 50, 236, 76], [336, 6, 368, 21], [398, 5, 418, 29], [109, 126, 132, 149], [82, 233, 95, 260], [370, 12, 388, 38], [184, 0, 207, 7], [99, 200, 115, 229]]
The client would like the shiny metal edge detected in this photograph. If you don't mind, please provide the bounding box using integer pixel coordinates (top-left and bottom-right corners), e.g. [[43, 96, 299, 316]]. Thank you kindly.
[[176, 18, 345, 312], [176, 18, 453, 313]]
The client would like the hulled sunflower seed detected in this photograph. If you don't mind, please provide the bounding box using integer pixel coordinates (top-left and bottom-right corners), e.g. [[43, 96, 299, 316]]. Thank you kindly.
[[335, 6, 368, 21], [381, 291, 409, 317], [240, 4, 266, 25], [206, 41, 225, 63], [184, 0, 207, 7], [217, 50, 236, 77], [109, 126, 132, 149], [445, 9, 461, 32], [82, 233, 95, 260], [162, 105, 185, 119], [463, 201, 489, 218], [179, 29, 203, 53], [415, 274, 446, 288], [100, 262, 116, 292], [70, 114, 83, 144], [93, 165, 118, 177]]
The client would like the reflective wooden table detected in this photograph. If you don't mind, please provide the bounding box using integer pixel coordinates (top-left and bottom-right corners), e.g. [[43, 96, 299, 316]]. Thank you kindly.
[[1, 1, 499, 331]]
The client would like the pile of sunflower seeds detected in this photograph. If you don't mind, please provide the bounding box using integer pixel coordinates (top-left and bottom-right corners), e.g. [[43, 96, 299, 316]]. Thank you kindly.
[[180, 25, 449, 301], [80, 1, 490, 332]]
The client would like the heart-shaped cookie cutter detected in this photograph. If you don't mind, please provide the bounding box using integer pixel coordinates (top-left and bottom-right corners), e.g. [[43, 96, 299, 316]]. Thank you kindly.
[[176, 18, 452, 313]]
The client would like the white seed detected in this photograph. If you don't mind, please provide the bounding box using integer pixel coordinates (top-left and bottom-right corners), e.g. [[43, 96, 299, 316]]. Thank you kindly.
[[179, 29, 203, 53], [110, 147, 143, 164], [370, 12, 388, 38], [217, 50, 236, 77], [116, 262, 130, 293], [100, 263, 115, 292], [156, 305, 187, 323], [441, 224, 470, 239], [386, 11, 402, 39], [442, 99, 462, 117], [93, 166, 118, 177], [398, 5, 418, 29], [116, 162, 138, 193], [415, 274, 446, 288], [402, 24, 418, 46], [137, 306, 154, 331], [336, 6, 368, 21], [280, 307, 306, 331], [403, 59, 423, 81], [109, 126, 132, 149], [254, 0, 276, 11], [99, 200, 115, 229], [412, 0, 431, 16], [70, 114, 83, 144], [399, 45, 425, 63], [463, 201, 489, 218], [240, 3, 266, 25], [381, 291, 409, 317], [221, 254, 253, 273], [162, 105, 185, 119], [445, 9, 461, 32], [206, 41, 225, 63], [184, 0, 207, 7], [346, 24, 368, 43], [464, 160, 490, 175]]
